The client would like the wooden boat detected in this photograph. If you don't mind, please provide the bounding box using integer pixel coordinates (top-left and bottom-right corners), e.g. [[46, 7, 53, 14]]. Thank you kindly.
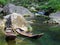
[[16, 28, 44, 39], [5, 28, 16, 40]]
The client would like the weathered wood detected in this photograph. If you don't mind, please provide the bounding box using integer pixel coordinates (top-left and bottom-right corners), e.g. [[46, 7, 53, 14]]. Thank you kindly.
[[16, 28, 44, 39], [5, 28, 16, 40]]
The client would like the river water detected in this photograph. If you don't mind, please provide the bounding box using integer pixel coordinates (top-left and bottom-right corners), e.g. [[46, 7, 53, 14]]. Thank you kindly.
[[0, 16, 60, 45]]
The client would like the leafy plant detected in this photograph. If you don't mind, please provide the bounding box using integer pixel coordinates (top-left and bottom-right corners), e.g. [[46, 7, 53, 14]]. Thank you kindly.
[[0, 0, 7, 5]]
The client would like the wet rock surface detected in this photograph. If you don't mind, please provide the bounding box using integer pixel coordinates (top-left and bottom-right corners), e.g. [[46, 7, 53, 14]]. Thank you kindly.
[[0, 7, 3, 12], [49, 11, 60, 24], [4, 13, 32, 32], [3, 4, 34, 18]]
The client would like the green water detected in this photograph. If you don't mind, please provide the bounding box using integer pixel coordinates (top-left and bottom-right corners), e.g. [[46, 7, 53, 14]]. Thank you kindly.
[[0, 16, 60, 45]]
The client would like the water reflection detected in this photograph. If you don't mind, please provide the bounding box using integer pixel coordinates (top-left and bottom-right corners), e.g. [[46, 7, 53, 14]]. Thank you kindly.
[[5, 36, 16, 45], [2, 16, 60, 45]]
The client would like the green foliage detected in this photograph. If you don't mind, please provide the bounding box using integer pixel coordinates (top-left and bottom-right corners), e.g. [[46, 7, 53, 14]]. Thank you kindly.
[[7, 0, 60, 11], [47, 0, 60, 10], [0, 0, 7, 5], [39, 0, 60, 11], [24, 15, 30, 17], [44, 16, 50, 20], [0, 0, 59, 11]]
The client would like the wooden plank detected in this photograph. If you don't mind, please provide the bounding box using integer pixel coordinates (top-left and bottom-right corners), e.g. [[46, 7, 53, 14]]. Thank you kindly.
[[16, 28, 44, 39]]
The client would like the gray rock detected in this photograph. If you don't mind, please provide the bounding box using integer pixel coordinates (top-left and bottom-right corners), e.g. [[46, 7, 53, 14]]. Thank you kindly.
[[4, 13, 32, 32], [49, 11, 60, 24], [0, 7, 3, 12], [3, 4, 34, 18], [3, 4, 16, 14]]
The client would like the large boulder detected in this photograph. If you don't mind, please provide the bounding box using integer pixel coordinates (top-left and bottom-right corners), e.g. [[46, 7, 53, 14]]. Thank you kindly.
[[49, 11, 60, 24], [3, 4, 34, 18], [3, 4, 16, 14], [0, 7, 3, 12], [4, 13, 32, 32]]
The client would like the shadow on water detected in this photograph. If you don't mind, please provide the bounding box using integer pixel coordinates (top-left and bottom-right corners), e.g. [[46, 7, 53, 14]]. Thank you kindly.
[[29, 39, 42, 45], [6, 40, 16, 45], [5, 36, 16, 45], [16, 35, 42, 45]]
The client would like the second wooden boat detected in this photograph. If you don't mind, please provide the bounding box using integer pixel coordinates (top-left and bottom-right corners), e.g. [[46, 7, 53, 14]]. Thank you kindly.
[[16, 28, 44, 39]]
